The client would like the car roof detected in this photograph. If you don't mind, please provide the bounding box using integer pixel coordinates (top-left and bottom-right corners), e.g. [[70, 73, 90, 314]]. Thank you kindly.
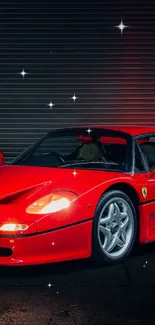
[[89, 126, 155, 137], [49, 126, 155, 137]]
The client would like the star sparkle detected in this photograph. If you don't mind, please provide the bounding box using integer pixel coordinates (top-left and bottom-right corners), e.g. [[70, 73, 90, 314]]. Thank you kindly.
[[116, 19, 128, 34], [72, 170, 77, 176], [87, 128, 92, 134], [19, 68, 28, 78], [48, 101, 55, 108], [71, 94, 78, 102], [47, 283, 53, 288], [51, 242, 55, 246], [143, 261, 148, 268]]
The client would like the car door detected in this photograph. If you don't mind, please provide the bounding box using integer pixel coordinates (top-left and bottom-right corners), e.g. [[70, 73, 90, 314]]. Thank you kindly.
[[138, 135, 155, 202], [136, 134, 155, 241]]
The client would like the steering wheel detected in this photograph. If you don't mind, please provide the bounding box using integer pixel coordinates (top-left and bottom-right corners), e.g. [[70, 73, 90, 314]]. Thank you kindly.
[[43, 152, 65, 163]]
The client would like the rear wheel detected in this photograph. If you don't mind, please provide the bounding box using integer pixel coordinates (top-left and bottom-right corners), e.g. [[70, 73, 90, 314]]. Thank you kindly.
[[92, 190, 137, 265]]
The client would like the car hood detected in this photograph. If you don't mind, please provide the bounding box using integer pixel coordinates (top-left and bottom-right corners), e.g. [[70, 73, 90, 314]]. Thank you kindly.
[[0, 164, 125, 202], [0, 165, 131, 230]]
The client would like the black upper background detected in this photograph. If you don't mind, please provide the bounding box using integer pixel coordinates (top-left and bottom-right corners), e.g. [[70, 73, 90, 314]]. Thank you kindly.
[[0, 0, 155, 162]]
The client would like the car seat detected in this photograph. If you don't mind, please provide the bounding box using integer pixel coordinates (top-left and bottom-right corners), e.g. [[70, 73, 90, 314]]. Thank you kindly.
[[77, 142, 106, 161]]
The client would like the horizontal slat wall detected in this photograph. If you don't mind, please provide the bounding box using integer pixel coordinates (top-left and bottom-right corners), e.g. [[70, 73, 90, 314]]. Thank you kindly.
[[0, 0, 155, 162]]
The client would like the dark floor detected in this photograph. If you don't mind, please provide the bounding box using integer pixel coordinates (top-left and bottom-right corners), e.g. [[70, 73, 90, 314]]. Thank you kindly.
[[0, 244, 155, 325]]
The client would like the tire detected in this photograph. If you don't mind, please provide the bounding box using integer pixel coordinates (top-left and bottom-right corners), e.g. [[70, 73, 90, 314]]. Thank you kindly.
[[92, 190, 137, 265]]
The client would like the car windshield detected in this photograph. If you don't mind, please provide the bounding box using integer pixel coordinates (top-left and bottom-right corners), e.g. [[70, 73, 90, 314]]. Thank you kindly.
[[12, 128, 131, 172]]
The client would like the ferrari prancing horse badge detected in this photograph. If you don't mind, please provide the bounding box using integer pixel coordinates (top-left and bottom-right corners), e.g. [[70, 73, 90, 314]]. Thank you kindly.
[[142, 187, 147, 198]]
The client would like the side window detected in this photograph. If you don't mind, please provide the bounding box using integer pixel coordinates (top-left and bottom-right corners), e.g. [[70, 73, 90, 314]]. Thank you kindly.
[[135, 143, 146, 172], [139, 138, 155, 171], [136, 134, 155, 172]]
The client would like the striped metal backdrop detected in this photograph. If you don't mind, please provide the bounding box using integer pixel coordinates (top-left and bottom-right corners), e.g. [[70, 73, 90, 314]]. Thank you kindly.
[[0, 0, 155, 163]]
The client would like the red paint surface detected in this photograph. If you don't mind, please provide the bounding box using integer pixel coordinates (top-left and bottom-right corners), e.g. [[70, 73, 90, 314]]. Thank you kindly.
[[0, 126, 155, 266]]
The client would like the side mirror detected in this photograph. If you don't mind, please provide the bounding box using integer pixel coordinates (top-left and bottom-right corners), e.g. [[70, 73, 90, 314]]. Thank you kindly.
[[0, 152, 4, 165]]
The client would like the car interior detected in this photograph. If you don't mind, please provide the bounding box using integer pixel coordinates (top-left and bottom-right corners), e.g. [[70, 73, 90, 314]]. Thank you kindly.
[[14, 130, 155, 174], [72, 137, 155, 172], [65, 138, 127, 165], [75, 139, 155, 172], [139, 141, 155, 171], [18, 133, 129, 170], [77, 142, 106, 161]]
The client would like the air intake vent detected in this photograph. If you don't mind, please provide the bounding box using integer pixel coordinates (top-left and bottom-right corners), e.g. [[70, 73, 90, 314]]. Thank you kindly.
[[0, 248, 13, 257]]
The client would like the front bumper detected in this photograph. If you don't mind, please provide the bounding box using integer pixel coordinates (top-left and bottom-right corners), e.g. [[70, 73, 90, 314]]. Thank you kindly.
[[0, 220, 93, 266]]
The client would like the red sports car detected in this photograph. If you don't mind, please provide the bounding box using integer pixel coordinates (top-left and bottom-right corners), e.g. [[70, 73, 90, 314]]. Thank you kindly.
[[0, 125, 155, 266]]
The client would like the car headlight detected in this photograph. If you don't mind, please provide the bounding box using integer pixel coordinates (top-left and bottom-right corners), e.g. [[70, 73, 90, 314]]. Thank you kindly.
[[0, 224, 29, 231], [0, 222, 37, 235], [26, 191, 78, 214]]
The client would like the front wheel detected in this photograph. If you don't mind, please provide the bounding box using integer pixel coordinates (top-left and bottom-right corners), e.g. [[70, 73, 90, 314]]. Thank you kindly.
[[92, 190, 137, 265]]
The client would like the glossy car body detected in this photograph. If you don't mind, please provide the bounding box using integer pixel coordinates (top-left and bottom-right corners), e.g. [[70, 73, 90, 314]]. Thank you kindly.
[[1, 125, 155, 266]]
